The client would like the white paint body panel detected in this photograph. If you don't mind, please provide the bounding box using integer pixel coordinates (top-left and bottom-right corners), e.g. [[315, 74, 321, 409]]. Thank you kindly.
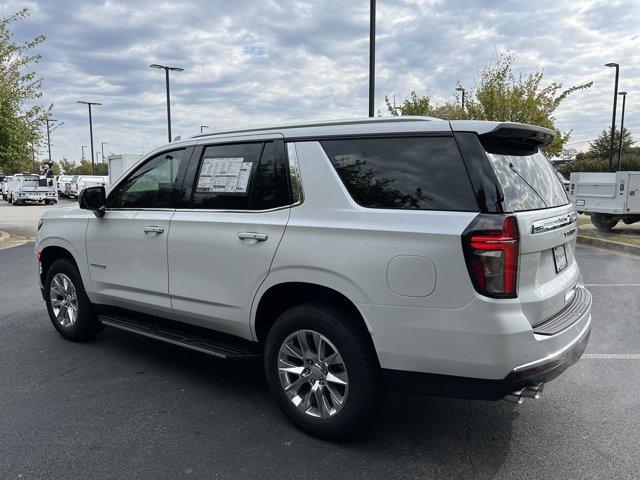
[[569, 171, 640, 214]]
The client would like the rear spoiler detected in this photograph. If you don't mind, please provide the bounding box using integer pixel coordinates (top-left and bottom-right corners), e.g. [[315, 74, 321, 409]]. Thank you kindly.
[[450, 121, 555, 155]]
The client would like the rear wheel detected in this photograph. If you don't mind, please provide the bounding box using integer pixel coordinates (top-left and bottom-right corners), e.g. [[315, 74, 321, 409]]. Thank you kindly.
[[44, 258, 103, 341], [591, 213, 618, 231], [264, 303, 384, 440]]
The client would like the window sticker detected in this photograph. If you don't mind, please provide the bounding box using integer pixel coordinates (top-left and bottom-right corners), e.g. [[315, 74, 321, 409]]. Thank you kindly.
[[197, 157, 253, 193]]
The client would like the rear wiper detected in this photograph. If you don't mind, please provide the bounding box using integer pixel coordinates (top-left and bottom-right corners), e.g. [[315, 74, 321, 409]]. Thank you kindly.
[[508, 162, 548, 208]]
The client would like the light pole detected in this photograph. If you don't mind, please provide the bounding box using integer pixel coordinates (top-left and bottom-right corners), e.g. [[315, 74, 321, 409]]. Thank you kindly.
[[101, 142, 108, 163], [455, 86, 466, 110], [81, 145, 87, 161], [45, 118, 57, 165], [77, 100, 102, 174], [617, 91, 627, 171], [605, 63, 620, 172], [368, 0, 376, 117], [149, 64, 184, 142], [200, 125, 209, 133]]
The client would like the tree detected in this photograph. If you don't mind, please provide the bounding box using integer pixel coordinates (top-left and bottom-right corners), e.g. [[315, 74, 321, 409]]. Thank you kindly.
[[0, 9, 50, 174], [587, 127, 635, 159], [386, 54, 592, 156]]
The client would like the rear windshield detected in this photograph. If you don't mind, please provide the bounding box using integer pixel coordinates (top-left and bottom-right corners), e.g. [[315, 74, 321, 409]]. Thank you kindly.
[[486, 151, 568, 212], [320, 136, 478, 212]]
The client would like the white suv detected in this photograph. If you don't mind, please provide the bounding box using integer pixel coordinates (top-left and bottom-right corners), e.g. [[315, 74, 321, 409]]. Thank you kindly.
[[35, 117, 591, 439]]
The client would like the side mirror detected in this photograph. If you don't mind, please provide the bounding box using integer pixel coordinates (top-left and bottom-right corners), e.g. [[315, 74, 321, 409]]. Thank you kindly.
[[79, 186, 106, 218]]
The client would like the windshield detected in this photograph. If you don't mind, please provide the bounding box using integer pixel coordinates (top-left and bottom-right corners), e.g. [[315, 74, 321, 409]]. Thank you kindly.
[[486, 151, 569, 212]]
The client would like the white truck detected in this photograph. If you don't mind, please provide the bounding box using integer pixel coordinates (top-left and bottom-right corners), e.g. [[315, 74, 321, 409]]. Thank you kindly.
[[569, 171, 640, 231], [57, 175, 74, 197], [1, 176, 12, 201], [9, 173, 58, 205], [107, 154, 141, 185], [66, 175, 109, 198]]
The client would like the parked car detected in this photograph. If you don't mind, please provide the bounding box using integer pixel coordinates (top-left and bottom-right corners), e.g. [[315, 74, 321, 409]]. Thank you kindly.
[[35, 117, 591, 439], [65, 175, 108, 198], [9, 173, 57, 205]]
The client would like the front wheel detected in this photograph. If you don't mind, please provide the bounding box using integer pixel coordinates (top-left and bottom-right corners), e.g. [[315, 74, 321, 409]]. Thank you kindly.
[[264, 303, 385, 440], [44, 258, 103, 341]]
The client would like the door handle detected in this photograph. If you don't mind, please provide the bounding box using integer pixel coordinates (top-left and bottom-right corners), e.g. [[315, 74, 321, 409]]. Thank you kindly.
[[237, 232, 268, 242], [143, 225, 165, 234]]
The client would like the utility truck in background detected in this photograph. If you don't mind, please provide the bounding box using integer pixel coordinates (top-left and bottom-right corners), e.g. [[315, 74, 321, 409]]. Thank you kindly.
[[107, 154, 141, 185], [9, 173, 58, 205], [569, 171, 640, 231]]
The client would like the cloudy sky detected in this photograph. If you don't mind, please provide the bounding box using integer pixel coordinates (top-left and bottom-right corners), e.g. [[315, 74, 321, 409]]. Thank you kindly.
[[3, 0, 639, 163]]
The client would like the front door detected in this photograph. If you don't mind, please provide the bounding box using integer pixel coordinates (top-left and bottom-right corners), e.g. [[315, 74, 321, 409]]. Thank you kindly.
[[86, 148, 188, 316], [168, 139, 292, 338]]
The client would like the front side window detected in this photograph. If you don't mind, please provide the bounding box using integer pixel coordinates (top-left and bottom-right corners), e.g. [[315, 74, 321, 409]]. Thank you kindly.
[[109, 149, 185, 208], [191, 141, 290, 210], [321, 136, 478, 211]]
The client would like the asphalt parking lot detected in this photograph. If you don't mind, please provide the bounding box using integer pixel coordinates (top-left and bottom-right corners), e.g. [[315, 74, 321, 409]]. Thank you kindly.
[[1, 224, 639, 478]]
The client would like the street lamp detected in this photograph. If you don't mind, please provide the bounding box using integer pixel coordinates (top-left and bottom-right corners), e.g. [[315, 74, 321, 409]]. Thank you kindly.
[[149, 63, 184, 142], [81, 145, 87, 161], [455, 86, 466, 110], [101, 142, 108, 163], [368, 0, 376, 117], [200, 125, 209, 133], [617, 91, 627, 171], [605, 63, 620, 172], [77, 100, 102, 174]]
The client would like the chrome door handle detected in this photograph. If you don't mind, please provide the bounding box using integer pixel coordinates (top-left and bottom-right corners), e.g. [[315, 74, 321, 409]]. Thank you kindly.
[[237, 232, 268, 242], [143, 225, 165, 234]]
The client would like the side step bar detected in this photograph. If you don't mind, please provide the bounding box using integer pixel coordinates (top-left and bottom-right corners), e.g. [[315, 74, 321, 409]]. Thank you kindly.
[[99, 313, 261, 360]]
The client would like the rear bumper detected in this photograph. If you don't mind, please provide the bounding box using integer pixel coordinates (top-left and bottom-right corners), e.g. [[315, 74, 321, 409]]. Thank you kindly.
[[384, 319, 590, 400]]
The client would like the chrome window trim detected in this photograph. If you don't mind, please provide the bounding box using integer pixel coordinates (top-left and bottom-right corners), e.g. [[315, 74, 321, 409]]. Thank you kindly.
[[286, 142, 304, 206], [105, 208, 176, 212], [531, 211, 578, 234], [174, 204, 291, 214]]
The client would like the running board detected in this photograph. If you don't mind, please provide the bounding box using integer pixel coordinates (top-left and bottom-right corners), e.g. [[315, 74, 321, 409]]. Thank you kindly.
[[99, 313, 261, 360]]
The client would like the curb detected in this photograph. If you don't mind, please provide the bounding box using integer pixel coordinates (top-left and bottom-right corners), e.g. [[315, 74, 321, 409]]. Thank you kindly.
[[577, 234, 640, 256], [0, 231, 10, 248]]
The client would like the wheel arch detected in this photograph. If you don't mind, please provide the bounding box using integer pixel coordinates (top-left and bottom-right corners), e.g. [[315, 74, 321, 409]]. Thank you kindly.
[[252, 281, 375, 351]]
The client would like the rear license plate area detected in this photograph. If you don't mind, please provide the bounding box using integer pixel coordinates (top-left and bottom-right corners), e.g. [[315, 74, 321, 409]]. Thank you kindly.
[[553, 244, 568, 273]]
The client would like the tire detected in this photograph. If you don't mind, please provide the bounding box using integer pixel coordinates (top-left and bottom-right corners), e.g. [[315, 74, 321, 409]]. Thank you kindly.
[[591, 213, 618, 232], [8, 196, 12, 204], [264, 302, 385, 440], [44, 199, 50, 205], [44, 258, 103, 341]]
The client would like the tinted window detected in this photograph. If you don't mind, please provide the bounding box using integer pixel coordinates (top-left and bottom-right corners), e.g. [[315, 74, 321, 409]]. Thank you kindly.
[[110, 149, 185, 208], [486, 151, 568, 212], [192, 143, 262, 210], [249, 142, 291, 209], [321, 137, 478, 211]]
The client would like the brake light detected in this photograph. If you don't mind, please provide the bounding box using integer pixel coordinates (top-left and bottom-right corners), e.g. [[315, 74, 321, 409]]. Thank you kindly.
[[462, 215, 519, 298]]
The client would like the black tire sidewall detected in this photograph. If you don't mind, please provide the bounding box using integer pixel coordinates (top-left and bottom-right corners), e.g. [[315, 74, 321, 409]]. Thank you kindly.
[[44, 258, 100, 341], [264, 303, 382, 439]]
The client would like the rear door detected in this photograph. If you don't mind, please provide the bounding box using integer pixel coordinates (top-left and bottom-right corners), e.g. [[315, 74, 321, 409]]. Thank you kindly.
[[481, 142, 579, 326], [168, 137, 291, 339]]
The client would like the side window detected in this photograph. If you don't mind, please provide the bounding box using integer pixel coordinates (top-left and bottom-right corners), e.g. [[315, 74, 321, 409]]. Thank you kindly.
[[320, 136, 478, 212], [192, 143, 263, 210], [249, 142, 291, 210], [109, 149, 185, 209]]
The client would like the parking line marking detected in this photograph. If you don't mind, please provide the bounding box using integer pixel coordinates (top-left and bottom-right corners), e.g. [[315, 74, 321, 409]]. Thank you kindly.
[[583, 354, 640, 359], [584, 284, 640, 287]]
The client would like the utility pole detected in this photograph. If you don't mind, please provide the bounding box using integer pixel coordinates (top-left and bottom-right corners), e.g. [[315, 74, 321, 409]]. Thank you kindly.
[[45, 118, 57, 164], [617, 91, 627, 171], [368, 0, 376, 117], [605, 63, 620, 172], [81, 145, 87, 161], [77, 101, 102, 174], [101, 142, 108, 163], [149, 64, 184, 142], [455, 86, 466, 110]]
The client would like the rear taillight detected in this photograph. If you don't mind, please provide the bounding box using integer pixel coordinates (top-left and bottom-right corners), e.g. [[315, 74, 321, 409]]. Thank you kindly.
[[462, 215, 519, 298]]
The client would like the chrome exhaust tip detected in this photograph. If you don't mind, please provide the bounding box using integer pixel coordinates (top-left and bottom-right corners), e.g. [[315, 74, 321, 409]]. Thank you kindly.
[[503, 383, 544, 403]]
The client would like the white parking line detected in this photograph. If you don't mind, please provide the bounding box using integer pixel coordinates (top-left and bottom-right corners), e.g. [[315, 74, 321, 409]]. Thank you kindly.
[[583, 354, 640, 359], [584, 284, 640, 287]]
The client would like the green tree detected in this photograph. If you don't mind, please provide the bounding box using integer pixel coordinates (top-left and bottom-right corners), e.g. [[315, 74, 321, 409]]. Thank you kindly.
[[386, 54, 592, 156], [0, 9, 50, 174], [587, 127, 635, 159]]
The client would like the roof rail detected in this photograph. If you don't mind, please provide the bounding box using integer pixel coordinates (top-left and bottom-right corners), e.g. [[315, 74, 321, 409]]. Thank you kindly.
[[191, 116, 442, 138]]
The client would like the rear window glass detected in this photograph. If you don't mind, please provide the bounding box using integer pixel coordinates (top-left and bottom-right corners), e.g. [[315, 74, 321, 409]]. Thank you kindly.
[[486, 151, 568, 212], [320, 137, 478, 211]]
